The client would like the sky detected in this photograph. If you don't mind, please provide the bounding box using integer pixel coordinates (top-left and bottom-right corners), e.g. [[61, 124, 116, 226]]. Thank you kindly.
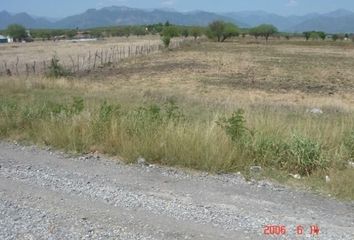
[[1, 0, 354, 18]]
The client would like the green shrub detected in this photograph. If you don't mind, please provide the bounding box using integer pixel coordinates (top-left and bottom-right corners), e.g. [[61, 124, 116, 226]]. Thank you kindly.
[[217, 109, 251, 142], [46, 55, 70, 78], [162, 36, 171, 48]]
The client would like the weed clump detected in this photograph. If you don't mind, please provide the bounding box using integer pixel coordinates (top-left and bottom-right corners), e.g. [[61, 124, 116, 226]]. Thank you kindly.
[[289, 134, 326, 175], [217, 110, 327, 175]]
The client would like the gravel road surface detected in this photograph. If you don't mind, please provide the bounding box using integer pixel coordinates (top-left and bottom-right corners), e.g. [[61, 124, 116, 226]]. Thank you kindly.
[[0, 141, 353, 239]]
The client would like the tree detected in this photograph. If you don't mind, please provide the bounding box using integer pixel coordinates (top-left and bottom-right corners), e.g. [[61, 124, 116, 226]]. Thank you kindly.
[[249, 27, 261, 39], [208, 21, 224, 42], [208, 21, 239, 42], [318, 31, 326, 40], [332, 34, 338, 41], [191, 27, 202, 40], [256, 24, 278, 41], [161, 26, 179, 48], [221, 23, 240, 42], [303, 31, 311, 41], [181, 28, 189, 38], [304, 31, 326, 41], [310, 31, 320, 40], [6, 24, 26, 42], [161, 26, 180, 38]]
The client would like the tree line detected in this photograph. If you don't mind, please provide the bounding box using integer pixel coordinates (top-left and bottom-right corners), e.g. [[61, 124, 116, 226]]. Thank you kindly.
[[2, 22, 353, 44]]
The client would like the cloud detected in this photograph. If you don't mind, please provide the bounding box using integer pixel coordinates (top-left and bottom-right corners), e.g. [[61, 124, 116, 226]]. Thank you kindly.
[[161, 0, 175, 6], [287, 0, 298, 7]]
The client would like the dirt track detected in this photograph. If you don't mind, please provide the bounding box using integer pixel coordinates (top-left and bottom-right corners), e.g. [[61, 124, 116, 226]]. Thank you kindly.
[[0, 141, 353, 239]]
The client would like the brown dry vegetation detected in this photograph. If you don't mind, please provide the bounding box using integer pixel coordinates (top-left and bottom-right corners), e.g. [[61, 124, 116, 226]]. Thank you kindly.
[[1, 37, 354, 200]]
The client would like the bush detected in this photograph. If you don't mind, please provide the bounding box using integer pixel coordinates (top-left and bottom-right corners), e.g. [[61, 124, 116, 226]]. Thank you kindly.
[[46, 55, 70, 78], [217, 109, 251, 142], [162, 36, 171, 48]]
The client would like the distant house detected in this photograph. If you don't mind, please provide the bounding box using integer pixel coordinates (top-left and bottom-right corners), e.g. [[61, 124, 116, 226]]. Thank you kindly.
[[0, 35, 8, 43], [74, 31, 92, 39]]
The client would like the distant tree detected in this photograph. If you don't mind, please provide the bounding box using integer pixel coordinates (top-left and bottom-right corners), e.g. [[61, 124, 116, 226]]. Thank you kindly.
[[164, 21, 170, 27], [256, 24, 278, 41], [190, 27, 202, 40], [161, 26, 179, 48], [154, 23, 164, 33], [310, 31, 320, 40], [221, 23, 240, 41], [318, 31, 326, 40], [123, 27, 131, 38], [207, 21, 224, 42], [181, 28, 189, 38], [65, 30, 76, 39], [207, 21, 239, 42], [162, 26, 180, 38], [332, 34, 338, 41], [249, 27, 261, 39], [303, 31, 326, 41], [6, 24, 26, 42], [303, 31, 311, 41], [131, 26, 146, 36]]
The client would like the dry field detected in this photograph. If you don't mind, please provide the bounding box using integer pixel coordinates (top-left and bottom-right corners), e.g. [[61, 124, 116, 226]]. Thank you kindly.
[[1, 37, 354, 200]]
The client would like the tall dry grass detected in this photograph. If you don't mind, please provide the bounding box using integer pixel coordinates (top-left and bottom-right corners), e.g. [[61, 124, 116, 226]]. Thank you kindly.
[[1, 76, 353, 200]]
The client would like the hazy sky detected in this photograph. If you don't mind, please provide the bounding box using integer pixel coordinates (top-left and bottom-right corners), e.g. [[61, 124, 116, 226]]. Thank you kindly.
[[1, 0, 353, 18]]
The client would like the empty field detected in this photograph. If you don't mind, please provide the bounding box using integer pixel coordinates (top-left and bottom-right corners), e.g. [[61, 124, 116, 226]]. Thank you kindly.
[[1, 38, 354, 200]]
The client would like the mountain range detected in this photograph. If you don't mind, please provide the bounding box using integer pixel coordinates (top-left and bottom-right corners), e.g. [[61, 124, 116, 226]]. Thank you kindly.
[[1, 6, 354, 33]]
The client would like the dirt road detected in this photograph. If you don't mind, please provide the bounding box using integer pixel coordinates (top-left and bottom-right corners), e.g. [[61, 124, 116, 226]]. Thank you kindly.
[[0, 141, 353, 239]]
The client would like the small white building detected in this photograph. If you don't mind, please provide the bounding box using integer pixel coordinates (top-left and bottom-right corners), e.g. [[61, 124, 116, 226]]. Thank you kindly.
[[7, 36, 13, 43]]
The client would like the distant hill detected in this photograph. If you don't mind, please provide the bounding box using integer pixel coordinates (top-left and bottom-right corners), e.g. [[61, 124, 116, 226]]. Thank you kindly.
[[289, 10, 354, 33], [224, 11, 320, 31], [0, 10, 52, 29], [1, 6, 354, 33], [224, 9, 354, 33], [54, 6, 244, 29]]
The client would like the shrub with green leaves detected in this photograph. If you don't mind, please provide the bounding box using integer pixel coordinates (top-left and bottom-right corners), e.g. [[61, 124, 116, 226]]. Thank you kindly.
[[46, 55, 70, 78], [162, 36, 171, 48], [217, 109, 250, 142]]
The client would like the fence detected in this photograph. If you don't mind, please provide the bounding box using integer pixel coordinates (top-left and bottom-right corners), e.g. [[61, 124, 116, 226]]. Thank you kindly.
[[0, 38, 190, 77]]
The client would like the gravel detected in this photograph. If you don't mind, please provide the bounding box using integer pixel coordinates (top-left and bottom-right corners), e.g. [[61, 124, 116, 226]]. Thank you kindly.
[[0, 141, 353, 239]]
